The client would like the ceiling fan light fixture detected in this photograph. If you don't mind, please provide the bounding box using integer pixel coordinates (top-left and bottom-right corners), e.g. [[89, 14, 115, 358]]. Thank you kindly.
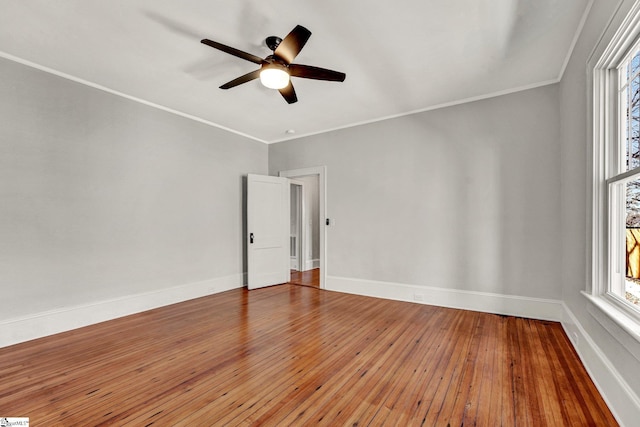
[[260, 67, 289, 89]]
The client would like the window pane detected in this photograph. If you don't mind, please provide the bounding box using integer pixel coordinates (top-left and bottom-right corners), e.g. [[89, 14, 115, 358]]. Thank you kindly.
[[626, 178, 640, 306], [625, 52, 640, 171], [627, 79, 640, 170], [632, 51, 640, 77]]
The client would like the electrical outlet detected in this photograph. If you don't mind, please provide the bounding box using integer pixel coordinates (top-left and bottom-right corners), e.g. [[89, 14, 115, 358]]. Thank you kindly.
[[413, 293, 424, 302]]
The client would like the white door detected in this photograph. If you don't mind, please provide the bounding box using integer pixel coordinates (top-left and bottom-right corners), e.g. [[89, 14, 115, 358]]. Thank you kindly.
[[247, 174, 290, 290]]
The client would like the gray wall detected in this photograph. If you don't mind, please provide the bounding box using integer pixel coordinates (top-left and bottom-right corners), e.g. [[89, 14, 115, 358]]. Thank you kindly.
[[270, 84, 562, 300], [560, 0, 640, 398], [0, 57, 267, 320]]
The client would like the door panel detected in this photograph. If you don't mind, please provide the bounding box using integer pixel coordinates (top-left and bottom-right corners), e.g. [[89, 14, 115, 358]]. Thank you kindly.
[[247, 174, 290, 289]]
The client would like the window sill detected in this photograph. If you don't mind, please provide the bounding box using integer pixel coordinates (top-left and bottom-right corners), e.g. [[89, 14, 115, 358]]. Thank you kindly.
[[582, 291, 640, 357]]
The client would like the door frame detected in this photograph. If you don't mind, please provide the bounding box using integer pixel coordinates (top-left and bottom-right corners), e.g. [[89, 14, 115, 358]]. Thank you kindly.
[[279, 166, 327, 289]]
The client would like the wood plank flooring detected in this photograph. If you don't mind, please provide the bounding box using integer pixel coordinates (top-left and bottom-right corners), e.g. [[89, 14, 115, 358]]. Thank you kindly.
[[290, 268, 320, 288], [0, 285, 617, 426]]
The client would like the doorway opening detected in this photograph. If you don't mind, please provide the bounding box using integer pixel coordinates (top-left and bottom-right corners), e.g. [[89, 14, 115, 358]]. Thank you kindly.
[[280, 166, 326, 289], [289, 180, 305, 272]]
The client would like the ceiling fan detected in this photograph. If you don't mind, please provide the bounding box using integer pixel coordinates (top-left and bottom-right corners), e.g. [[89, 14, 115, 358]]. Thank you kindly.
[[201, 25, 346, 104]]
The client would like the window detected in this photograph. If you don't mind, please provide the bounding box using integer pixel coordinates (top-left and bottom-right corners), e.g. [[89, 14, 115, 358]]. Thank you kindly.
[[591, 1, 640, 330], [609, 43, 640, 310]]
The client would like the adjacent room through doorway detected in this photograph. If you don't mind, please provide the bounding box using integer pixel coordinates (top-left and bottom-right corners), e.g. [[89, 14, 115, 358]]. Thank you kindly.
[[288, 176, 320, 288], [280, 166, 326, 289]]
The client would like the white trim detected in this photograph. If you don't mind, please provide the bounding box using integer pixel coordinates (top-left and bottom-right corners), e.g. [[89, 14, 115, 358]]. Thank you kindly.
[[592, 0, 640, 68], [325, 276, 562, 321], [0, 49, 579, 146], [557, 0, 595, 81], [268, 79, 560, 144], [586, 0, 626, 66], [590, 63, 611, 296], [605, 167, 640, 185], [583, 291, 640, 349], [562, 302, 640, 427], [0, 274, 243, 348], [279, 166, 327, 289], [0, 51, 266, 144]]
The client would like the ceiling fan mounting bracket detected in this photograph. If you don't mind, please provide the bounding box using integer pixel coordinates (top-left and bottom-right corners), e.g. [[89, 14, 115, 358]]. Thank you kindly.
[[265, 36, 282, 51]]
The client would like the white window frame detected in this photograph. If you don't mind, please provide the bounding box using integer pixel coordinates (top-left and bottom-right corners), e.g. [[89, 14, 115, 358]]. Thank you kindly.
[[589, 0, 640, 339]]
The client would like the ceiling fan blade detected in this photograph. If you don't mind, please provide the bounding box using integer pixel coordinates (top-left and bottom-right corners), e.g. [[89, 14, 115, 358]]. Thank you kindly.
[[220, 69, 261, 89], [288, 64, 346, 82], [274, 25, 312, 64], [279, 82, 298, 104], [201, 39, 264, 65]]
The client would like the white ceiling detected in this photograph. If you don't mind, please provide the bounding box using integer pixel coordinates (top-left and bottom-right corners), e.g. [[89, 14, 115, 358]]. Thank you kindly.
[[0, 0, 590, 143]]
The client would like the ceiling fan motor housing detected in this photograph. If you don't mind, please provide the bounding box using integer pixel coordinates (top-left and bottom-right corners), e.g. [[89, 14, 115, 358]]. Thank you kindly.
[[263, 55, 287, 68]]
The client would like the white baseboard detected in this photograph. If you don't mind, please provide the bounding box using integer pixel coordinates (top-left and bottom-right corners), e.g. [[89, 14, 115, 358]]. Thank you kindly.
[[326, 276, 563, 321], [0, 274, 243, 348], [561, 303, 640, 427]]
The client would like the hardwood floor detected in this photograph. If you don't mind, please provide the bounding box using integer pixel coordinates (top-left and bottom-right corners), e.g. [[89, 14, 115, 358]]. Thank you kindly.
[[290, 268, 320, 288], [0, 285, 616, 426]]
